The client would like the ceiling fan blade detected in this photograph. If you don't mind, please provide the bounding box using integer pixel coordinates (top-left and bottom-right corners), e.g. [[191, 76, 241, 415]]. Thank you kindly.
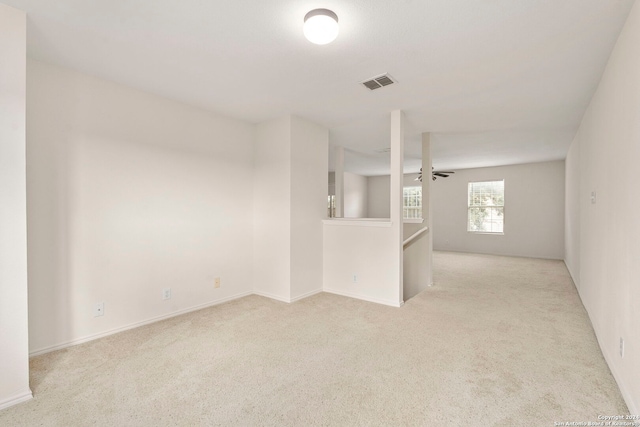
[[430, 168, 454, 181]]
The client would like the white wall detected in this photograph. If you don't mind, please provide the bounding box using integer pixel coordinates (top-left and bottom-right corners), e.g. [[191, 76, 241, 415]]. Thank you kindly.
[[365, 167, 432, 301], [564, 132, 581, 285], [367, 173, 421, 218], [343, 172, 368, 218], [323, 222, 401, 306], [328, 172, 335, 196], [432, 161, 565, 260], [0, 4, 31, 410], [323, 111, 405, 307], [253, 115, 328, 302], [403, 134, 433, 300], [27, 60, 256, 355], [565, 0, 640, 413], [290, 116, 328, 301], [253, 117, 292, 301], [403, 223, 430, 298], [367, 175, 391, 218]]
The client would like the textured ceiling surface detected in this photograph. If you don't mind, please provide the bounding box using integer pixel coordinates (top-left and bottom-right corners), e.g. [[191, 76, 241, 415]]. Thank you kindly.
[[4, 0, 635, 174]]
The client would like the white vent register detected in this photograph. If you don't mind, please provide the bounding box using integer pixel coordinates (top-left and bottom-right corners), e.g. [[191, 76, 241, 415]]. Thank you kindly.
[[361, 73, 396, 90]]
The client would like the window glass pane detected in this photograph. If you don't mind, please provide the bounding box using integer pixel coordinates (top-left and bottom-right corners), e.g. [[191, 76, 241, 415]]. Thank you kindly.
[[403, 186, 422, 219], [467, 180, 504, 233], [327, 195, 336, 218]]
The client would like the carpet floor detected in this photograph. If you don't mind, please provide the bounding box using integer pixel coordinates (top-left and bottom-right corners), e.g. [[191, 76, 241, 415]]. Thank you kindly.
[[0, 251, 629, 426]]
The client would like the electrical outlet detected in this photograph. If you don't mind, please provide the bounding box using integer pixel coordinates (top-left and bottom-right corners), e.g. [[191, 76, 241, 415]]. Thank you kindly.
[[214, 277, 221, 288], [620, 337, 625, 358], [352, 274, 358, 283], [163, 288, 171, 300], [591, 191, 597, 204], [94, 302, 104, 317]]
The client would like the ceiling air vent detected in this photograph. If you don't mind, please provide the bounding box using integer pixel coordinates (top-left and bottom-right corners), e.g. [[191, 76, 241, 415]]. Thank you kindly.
[[361, 73, 396, 90]]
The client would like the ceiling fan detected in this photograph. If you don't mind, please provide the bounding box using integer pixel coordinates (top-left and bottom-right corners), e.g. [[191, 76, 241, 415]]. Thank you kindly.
[[415, 167, 455, 182]]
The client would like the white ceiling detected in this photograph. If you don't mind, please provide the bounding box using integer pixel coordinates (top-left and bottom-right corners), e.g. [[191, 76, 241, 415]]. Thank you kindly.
[[5, 0, 635, 175]]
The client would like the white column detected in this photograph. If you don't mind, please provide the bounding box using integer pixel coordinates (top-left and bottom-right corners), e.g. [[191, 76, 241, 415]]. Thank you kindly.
[[422, 132, 434, 286], [289, 116, 329, 301], [254, 115, 328, 303], [390, 110, 404, 304], [253, 116, 293, 302], [0, 3, 32, 410], [334, 146, 345, 218]]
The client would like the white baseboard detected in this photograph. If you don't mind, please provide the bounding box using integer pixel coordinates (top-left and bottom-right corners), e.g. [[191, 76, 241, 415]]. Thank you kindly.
[[590, 319, 638, 415], [253, 289, 323, 303], [29, 287, 403, 358], [571, 267, 637, 414], [252, 290, 291, 303], [323, 288, 403, 307], [0, 390, 32, 411], [29, 291, 252, 357], [290, 288, 322, 303], [563, 259, 580, 290]]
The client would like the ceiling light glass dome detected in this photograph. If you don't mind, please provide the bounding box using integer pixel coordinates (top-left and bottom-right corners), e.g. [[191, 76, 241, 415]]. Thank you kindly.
[[303, 9, 339, 45]]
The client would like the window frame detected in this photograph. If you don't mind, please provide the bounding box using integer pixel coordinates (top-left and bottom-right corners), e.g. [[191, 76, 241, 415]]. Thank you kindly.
[[327, 194, 336, 218], [467, 179, 505, 234], [403, 186, 422, 220]]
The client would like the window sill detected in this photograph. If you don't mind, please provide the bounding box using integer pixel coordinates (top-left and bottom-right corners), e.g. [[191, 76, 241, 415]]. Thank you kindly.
[[468, 231, 504, 235]]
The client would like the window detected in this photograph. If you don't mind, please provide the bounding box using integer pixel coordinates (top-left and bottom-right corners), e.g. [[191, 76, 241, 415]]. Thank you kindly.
[[327, 195, 336, 218], [468, 180, 504, 233], [403, 187, 422, 219]]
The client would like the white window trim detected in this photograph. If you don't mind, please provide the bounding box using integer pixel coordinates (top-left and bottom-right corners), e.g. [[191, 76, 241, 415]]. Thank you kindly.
[[403, 186, 422, 220], [467, 179, 505, 234]]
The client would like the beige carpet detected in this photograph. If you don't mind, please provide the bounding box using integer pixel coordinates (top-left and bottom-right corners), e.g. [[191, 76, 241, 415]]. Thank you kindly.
[[0, 251, 628, 426]]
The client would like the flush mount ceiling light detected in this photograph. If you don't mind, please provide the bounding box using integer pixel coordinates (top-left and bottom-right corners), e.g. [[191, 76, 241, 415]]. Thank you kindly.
[[303, 9, 339, 45]]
